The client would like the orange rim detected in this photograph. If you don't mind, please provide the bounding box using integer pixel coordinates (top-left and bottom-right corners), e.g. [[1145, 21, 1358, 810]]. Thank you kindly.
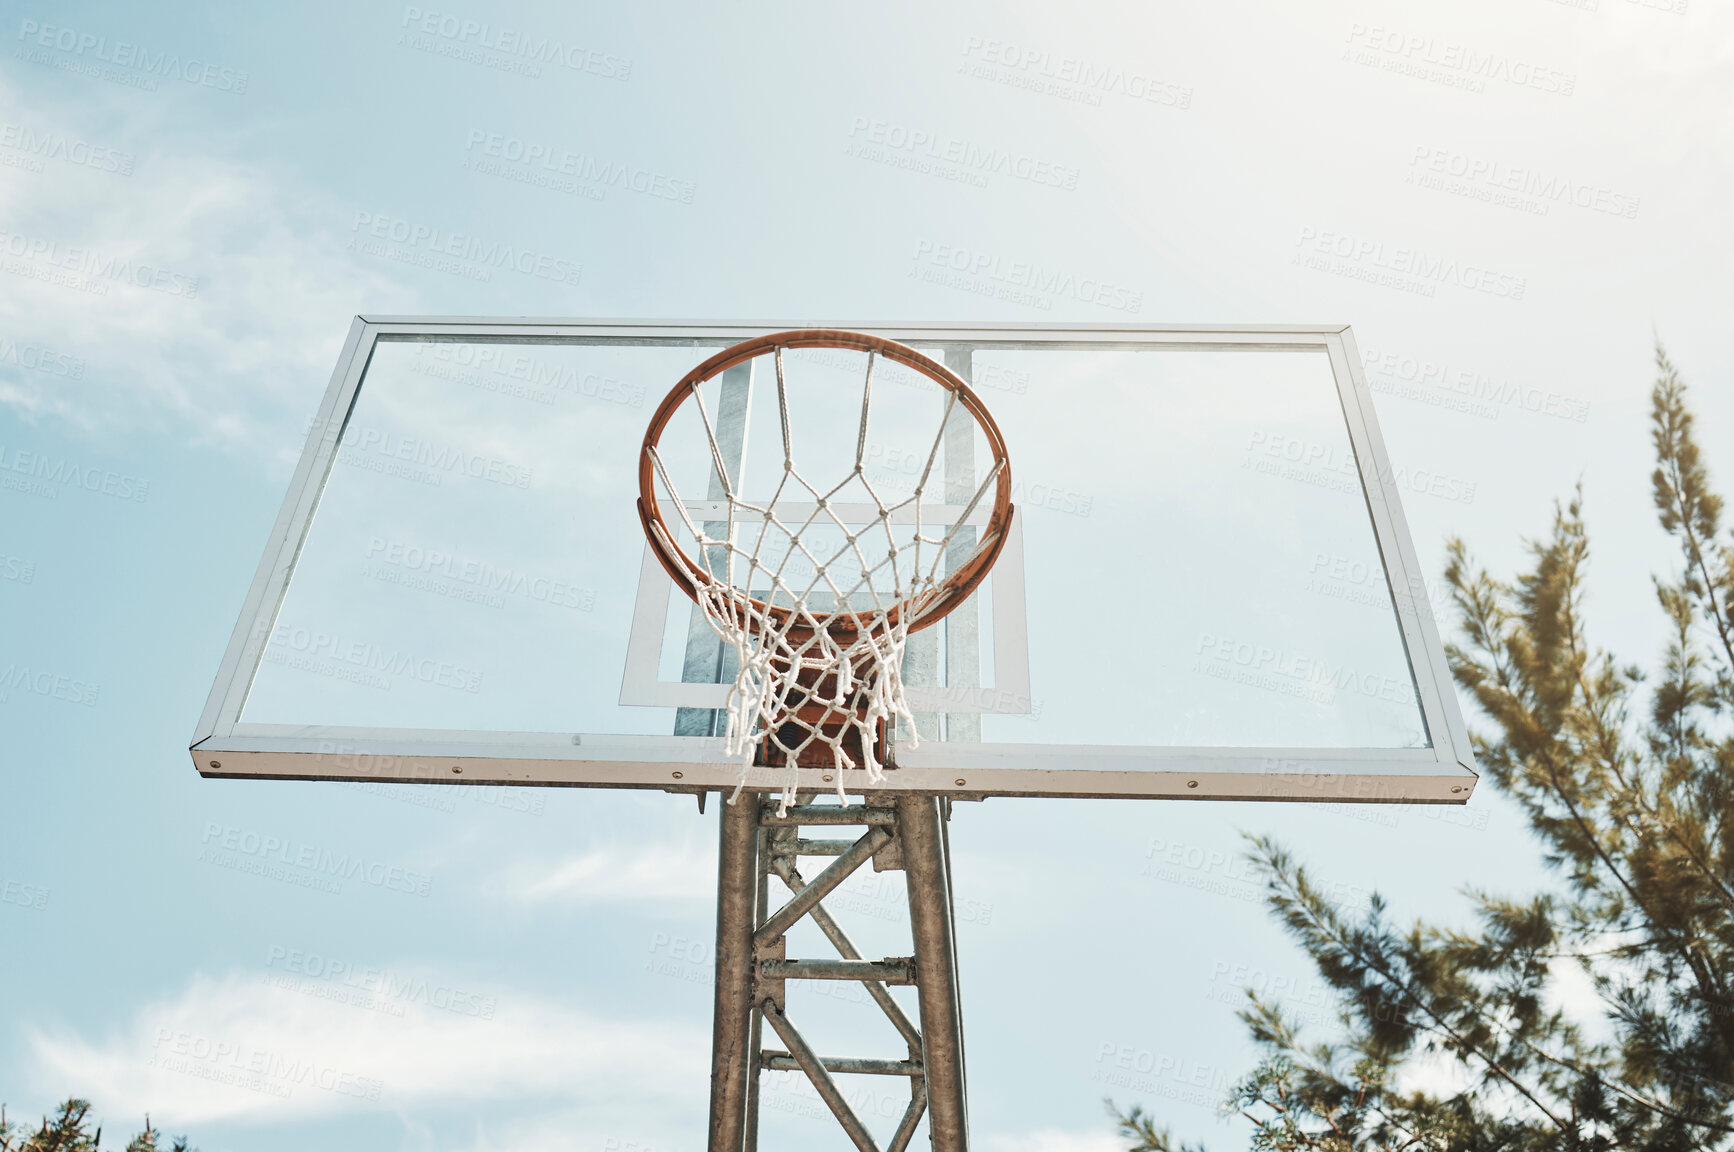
[[637, 329, 1015, 640]]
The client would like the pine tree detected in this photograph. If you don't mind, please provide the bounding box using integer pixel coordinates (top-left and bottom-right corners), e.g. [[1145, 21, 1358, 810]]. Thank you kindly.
[[1112, 343, 1734, 1151], [123, 1115, 193, 1152], [0, 1102, 193, 1152]]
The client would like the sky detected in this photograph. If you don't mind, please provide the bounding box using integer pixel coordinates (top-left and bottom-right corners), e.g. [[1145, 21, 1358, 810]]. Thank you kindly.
[[2, 1, 1732, 1150]]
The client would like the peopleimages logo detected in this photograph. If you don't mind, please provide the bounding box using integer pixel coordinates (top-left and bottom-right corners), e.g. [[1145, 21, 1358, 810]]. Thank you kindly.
[[0, 335, 83, 378], [0, 554, 36, 584], [911, 238, 1142, 313], [862, 442, 1094, 518], [0, 121, 133, 174], [1406, 146, 1639, 219], [1342, 23, 1575, 96], [1244, 429, 1477, 505], [1295, 227, 1525, 300], [1142, 835, 1373, 907], [1305, 550, 1454, 619], [363, 537, 597, 611], [199, 823, 434, 897], [413, 342, 644, 407], [399, 7, 631, 79], [265, 945, 497, 1019], [349, 212, 582, 285], [337, 424, 533, 490], [0, 229, 200, 297], [1193, 632, 1418, 707], [1360, 344, 1589, 424], [958, 36, 1193, 110], [265, 624, 484, 694], [463, 130, 696, 203], [1, 878, 49, 910], [16, 19, 249, 92], [0, 444, 150, 502], [0, 664, 100, 706], [150, 1030, 382, 1101], [846, 116, 1080, 190]]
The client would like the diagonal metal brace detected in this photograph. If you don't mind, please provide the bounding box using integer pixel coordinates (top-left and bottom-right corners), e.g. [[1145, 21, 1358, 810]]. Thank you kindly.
[[762, 998, 882, 1152], [887, 1085, 928, 1152], [769, 855, 923, 1051], [754, 826, 890, 946]]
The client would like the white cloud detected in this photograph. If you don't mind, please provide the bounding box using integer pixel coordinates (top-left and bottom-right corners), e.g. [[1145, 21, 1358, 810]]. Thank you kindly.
[[500, 840, 717, 907], [0, 77, 412, 463], [981, 1128, 1127, 1152], [396, 1106, 703, 1152], [24, 967, 705, 1127], [1392, 1044, 1478, 1104]]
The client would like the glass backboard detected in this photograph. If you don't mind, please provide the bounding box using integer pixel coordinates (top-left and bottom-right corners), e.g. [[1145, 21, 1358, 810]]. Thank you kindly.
[[191, 319, 1477, 803]]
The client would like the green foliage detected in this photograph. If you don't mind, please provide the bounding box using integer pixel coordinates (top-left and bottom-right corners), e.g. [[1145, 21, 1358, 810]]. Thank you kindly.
[[1115, 343, 1734, 1150], [1108, 1100, 1210, 1151], [122, 1116, 193, 1152], [0, 1102, 192, 1152]]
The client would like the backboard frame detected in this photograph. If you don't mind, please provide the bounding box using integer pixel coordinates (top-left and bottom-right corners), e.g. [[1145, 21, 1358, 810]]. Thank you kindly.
[[190, 317, 1478, 804]]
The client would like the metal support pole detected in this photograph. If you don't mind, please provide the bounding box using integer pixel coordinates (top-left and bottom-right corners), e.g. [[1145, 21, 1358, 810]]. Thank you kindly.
[[898, 795, 969, 1151], [710, 796, 760, 1152], [708, 793, 969, 1151], [745, 822, 769, 1152]]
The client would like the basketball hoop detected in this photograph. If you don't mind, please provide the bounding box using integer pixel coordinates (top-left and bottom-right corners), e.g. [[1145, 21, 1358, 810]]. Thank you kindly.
[[637, 330, 1015, 809]]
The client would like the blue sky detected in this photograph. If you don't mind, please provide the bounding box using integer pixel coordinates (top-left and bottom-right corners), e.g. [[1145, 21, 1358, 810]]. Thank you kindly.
[[2, 1, 1732, 1150]]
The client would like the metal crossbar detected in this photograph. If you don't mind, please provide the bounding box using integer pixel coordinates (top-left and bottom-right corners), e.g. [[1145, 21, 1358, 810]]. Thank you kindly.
[[708, 794, 968, 1152], [760, 1051, 925, 1076], [761, 805, 899, 826], [785, 838, 860, 856], [760, 958, 915, 984]]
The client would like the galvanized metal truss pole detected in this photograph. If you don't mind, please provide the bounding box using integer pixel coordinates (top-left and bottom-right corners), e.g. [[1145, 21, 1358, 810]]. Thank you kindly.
[[708, 793, 969, 1152]]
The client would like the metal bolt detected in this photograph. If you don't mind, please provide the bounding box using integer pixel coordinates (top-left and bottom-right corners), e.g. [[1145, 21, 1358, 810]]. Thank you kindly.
[[1450, 786, 1463, 793], [1186, 780, 1198, 788], [452, 766, 463, 774], [571, 734, 582, 745], [209, 761, 221, 769], [954, 778, 966, 786], [672, 771, 684, 779], [822, 774, 834, 782]]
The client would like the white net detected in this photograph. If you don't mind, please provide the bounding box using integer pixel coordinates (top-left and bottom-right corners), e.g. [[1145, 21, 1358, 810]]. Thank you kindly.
[[644, 342, 1005, 811]]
